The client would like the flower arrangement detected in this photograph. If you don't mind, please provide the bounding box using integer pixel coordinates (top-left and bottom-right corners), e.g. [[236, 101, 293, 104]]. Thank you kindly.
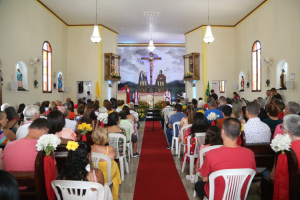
[[207, 112, 219, 121], [36, 134, 61, 156], [138, 101, 150, 109], [197, 109, 205, 114], [116, 107, 122, 113], [154, 101, 164, 111], [66, 141, 79, 151], [97, 112, 108, 122], [172, 102, 176, 107], [78, 123, 92, 135], [270, 134, 291, 154], [183, 71, 193, 79], [111, 72, 121, 79], [137, 108, 146, 120], [182, 105, 187, 110]]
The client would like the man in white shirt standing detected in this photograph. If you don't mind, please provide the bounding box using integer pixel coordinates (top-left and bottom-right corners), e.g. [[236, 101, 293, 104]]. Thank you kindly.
[[60, 107, 76, 131], [244, 101, 271, 143], [181, 91, 186, 99], [132, 89, 140, 106], [161, 101, 174, 129], [164, 88, 171, 102], [86, 91, 92, 102], [16, 105, 40, 139]]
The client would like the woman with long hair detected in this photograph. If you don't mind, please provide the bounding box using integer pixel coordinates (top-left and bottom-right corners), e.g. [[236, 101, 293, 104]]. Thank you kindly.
[[122, 105, 136, 123], [60, 141, 111, 199], [48, 110, 76, 141], [181, 112, 209, 167], [231, 101, 245, 124], [110, 98, 118, 111], [179, 105, 195, 142], [5, 107, 23, 133], [186, 126, 223, 183], [0, 112, 16, 144], [91, 127, 121, 200], [17, 103, 25, 121], [103, 100, 112, 114], [77, 105, 98, 131], [45, 102, 57, 116]]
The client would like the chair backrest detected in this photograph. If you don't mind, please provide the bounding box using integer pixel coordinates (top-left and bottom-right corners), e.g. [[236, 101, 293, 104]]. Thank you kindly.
[[199, 145, 223, 168], [108, 133, 126, 159], [194, 132, 206, 154], [91, 152, 112, 185], [118, 124, 132, 142], [209, 168, 256, 200], [172, 122, 181, 138], [180, 124, 192, 141], [51, 180, 105, 200]]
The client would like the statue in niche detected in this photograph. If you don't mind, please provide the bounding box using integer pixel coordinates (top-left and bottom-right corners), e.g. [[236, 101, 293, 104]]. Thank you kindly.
[[280, 69, 286, 89], [17, 69, 25, 91], [190, 62, 193, 73], [111, 61, 115, 74], [240, 76, 244, 91], [58, 73, 63, 92]]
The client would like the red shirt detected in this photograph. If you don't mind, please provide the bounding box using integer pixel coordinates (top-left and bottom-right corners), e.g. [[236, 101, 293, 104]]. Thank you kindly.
[[204, 103, 208, 109], [291, 140, 300, 168], [68, 111, 76, 120], [277, 112, 284, 121], [200, 146, 256, 199]]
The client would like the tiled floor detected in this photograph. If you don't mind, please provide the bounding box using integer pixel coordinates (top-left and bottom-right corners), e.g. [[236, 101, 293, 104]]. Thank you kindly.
[[119, 121, 262, 200]]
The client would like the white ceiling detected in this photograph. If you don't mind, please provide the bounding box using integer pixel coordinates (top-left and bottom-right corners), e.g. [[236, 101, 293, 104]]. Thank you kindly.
[[39, 0, 265, 43]]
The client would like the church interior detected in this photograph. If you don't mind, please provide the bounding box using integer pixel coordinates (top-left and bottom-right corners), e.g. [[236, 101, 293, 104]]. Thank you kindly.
[[0, 0, 300, 199]]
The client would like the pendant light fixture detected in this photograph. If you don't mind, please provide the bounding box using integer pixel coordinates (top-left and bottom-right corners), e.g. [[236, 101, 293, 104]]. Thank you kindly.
[[203, 0, 214, 44], [90, 0, 101, 43], [148, 36, 155, 52]]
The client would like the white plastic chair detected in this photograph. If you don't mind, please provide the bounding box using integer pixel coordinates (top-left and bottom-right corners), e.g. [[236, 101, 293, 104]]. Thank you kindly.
[[108, 133, 128, 181], [163, 107, 174, 132], [51, 180, 105, 200], [170, 122, 180, 155], [178, 124, 192, 158], [207, 168, 256, 200], [118, 124, 134, 160], [126, 119, 139, 140], [91, 152, 112, 186], [181, 132, 206, 174], [193, 145, 223, 197]]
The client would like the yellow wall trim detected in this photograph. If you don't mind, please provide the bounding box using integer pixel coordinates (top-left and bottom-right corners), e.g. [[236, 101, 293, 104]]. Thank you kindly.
[[98, 26, 103, 106]]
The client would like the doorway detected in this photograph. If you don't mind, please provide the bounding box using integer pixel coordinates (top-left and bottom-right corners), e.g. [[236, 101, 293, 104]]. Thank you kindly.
[[211, 80, 227, 98], [77, 81, 92, 101]]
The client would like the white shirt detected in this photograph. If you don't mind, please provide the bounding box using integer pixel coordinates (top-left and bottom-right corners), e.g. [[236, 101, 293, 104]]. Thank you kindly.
[[182, 93, 186, 99], [162, 106, 174, 116], [64, 119, 77, 131], [130, 110, 139, 122], [16, 122, 32, 139], [86, 94, 92, 101], [244, 117, 271, 143], [132, 92, 140, 105]]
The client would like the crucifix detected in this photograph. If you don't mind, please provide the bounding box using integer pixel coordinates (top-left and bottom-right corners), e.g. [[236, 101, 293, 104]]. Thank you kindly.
[[141, 52, 161, 93]]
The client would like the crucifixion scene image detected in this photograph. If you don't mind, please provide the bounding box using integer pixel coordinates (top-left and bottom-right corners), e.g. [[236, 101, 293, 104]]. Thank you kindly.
[[118, 46, 185, 102]]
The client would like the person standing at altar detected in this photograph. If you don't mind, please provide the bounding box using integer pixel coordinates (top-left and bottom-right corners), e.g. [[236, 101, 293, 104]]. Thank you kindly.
[[164, 88, 171, 102], [121, 83, 131, 103], [132, 89, 140, 105], [156, 70, 166, 92]]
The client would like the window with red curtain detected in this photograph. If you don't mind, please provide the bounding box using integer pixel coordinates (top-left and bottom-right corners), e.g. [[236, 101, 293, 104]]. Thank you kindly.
[[252, 41, 261, 92], [42, 42, 52, 93]]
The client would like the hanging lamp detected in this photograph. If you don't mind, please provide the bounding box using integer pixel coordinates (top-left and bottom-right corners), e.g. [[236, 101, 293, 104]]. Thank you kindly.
[[203, 0, 214, 44], [91, 0, 101, 43], [148, 36, 155, 52]]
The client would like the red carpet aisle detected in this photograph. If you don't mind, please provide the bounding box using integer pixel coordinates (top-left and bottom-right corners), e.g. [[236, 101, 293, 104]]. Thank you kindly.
[[133, 121, 189, 200]]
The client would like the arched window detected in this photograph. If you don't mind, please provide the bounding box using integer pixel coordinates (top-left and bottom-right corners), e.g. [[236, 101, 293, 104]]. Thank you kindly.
[[252, 41, 261, 91], [43, 41, 52, 92]]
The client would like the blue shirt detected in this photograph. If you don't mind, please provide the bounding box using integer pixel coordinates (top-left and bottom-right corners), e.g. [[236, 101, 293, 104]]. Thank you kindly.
[[205, 109, 223, 124], [169, 112, 186, 136]]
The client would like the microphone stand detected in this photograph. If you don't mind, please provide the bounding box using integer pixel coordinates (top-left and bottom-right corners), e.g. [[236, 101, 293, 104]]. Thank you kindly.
[[147, 80, 159, 132]]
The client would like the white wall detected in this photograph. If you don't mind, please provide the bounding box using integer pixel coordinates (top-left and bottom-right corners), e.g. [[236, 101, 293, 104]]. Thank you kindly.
[[0, 0, 68, 107], [235, 0, 300, 103]]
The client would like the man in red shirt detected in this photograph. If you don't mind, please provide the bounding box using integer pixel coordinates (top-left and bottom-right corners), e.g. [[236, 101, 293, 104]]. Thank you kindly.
[[121, 83, 131, 103], [195, 118, 256, 200]]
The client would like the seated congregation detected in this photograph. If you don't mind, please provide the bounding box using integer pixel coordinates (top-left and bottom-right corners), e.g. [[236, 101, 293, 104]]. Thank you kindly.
[[0, 97, 139, 200], [161, 89, 300, 200]]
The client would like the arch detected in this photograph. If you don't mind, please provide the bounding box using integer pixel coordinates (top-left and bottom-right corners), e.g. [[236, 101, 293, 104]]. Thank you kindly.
[[16, 61, 28, 91], [57, 72, 64, 92], [251, 41, 261, 92], [42, 41, 52, 93], [276, 60, 288, 89]]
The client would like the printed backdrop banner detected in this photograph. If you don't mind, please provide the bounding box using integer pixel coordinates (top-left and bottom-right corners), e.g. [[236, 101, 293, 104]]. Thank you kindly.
[[118, 46, 185, 102]]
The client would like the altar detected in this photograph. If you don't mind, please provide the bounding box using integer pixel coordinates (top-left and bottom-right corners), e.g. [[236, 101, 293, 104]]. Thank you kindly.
[[140, 93, 164, 108]]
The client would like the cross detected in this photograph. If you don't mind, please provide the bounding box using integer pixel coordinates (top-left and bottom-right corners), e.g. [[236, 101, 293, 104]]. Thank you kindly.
[[141, 52, 161, 93]]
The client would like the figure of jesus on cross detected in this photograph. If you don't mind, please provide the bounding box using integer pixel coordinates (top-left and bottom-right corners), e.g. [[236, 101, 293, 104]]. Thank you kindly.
[[141, 52, 161, 93]]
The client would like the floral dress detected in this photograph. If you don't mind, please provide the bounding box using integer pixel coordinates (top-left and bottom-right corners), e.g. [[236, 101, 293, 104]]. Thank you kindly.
[[107, 128, 129, 162], [182, 127, 196, 167]]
